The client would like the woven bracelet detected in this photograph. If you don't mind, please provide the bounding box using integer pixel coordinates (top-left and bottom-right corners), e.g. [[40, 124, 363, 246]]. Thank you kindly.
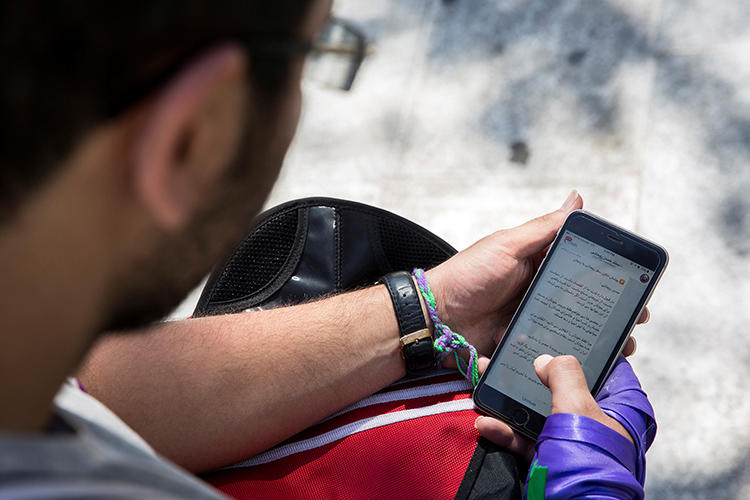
[[412, 268, 479, 386]]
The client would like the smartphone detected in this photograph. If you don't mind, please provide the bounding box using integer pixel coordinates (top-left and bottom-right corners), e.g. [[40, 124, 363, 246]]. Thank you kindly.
[[473, 210, 668, 440]]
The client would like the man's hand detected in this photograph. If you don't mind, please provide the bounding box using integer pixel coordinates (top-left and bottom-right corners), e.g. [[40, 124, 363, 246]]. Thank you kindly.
[[475, 354, 642, 461], [425, 191, 583, 360], [424, 190, 643, 367], [477, 355, 657, 498], [534, 355, 632, 441]]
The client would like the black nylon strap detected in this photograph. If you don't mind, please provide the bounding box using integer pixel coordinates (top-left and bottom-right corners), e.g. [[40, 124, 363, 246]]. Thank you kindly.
[[380, 271, 435, 374], [454, 438, 524, 500]]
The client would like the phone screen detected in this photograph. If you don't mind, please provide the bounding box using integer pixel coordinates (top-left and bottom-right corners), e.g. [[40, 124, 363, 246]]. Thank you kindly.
[[483, 229, 655, 416]]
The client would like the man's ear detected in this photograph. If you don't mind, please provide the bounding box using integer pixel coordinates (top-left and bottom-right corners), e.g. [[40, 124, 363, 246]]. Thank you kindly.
[[132, 44, 248, 230]]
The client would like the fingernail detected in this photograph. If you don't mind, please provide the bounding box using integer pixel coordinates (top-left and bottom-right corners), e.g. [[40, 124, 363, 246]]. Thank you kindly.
[[534, 354, 554, 370], [474, 416, 484, 429], [560, 190, 578, 210]]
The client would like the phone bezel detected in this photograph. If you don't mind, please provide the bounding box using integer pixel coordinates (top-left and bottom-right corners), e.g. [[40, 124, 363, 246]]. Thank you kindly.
[[472, 210, 668, 439]]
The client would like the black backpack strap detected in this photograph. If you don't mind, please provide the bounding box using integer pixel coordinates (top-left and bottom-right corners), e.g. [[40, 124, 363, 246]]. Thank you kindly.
[[194, 197, 457, 315], [455, 438, 526, 500]]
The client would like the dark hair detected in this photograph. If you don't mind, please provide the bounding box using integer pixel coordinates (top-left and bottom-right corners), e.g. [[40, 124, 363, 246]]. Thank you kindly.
[[0, 1, 313, 216]]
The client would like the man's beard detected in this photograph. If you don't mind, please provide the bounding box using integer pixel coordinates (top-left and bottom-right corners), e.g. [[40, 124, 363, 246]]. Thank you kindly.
[[100, 123, 284, 333]]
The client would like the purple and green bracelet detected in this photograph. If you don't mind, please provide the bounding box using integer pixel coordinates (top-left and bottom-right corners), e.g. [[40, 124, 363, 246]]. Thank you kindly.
[[412, 268, 479, 386]]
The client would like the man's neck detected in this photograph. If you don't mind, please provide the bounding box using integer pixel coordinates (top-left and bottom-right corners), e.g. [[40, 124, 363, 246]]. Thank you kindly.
[[0, 177, 113, 433]]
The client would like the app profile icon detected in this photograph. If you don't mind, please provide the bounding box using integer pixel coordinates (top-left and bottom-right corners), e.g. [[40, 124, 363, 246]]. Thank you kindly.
[[640, 273, 650, 283]]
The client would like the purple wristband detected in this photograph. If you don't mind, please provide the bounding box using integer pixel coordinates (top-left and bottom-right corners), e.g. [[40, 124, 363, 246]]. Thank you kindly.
[[526, 357, 656, 499], [597, 357, 657, 484]]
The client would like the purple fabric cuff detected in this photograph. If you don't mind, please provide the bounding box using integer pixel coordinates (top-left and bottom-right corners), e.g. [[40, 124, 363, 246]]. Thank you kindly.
[[525, 358, 656, 499], [596, 358, 657, 484], [538, 413, 637, 474]]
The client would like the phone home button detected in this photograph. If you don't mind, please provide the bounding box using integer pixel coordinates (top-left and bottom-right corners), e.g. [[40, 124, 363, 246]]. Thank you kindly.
[[512, 408, 530, 426]]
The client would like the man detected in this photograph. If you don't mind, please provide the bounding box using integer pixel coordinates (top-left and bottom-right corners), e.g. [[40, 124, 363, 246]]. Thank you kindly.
[[0, 1, 654, 498]]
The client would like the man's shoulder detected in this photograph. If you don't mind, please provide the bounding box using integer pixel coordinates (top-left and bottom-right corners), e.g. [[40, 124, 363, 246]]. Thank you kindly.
[[53, 378, 157, 457], [0, 379, 226, 500]]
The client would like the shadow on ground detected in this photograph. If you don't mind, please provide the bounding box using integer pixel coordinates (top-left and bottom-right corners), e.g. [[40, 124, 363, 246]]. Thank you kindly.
[[364, 0, 750, 255]]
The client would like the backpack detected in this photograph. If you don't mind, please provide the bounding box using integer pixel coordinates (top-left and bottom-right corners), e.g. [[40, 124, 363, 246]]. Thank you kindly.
[[194, 198, 525, 500]]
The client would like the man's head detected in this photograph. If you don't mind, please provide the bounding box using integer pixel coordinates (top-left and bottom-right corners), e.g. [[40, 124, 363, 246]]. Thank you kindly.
[[0, 1, 331, 333]]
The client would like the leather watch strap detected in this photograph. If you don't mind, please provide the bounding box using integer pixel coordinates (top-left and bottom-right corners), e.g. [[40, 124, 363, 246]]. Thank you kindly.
[[380, 271, 436, 374]]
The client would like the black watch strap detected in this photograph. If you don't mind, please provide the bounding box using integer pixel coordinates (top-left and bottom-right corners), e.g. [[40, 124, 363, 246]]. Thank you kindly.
[[380, 271, 436, 375]]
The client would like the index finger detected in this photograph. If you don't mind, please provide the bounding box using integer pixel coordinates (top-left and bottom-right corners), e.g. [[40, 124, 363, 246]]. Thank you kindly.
[[498, 191, 583, 259]]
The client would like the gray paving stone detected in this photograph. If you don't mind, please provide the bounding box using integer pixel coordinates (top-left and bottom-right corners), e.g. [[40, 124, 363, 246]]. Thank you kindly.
[[379, 0, 657, 245], [639, 47, 750, 499], [403, 0, 655, 178], [265, 0, 436, 209], [656, 0, 750, 51]]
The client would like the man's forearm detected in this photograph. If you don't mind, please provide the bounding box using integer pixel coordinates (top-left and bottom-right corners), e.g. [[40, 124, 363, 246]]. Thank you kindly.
[[78, 284, 406, 473]]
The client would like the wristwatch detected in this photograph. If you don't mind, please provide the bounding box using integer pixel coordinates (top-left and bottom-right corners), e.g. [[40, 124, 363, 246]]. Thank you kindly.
[[380, 271, 436, 375]]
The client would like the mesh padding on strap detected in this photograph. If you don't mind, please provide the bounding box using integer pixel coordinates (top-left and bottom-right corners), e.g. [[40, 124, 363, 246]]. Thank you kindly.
[[377, 216, 451, 273], [209, 210, 299, 303]]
